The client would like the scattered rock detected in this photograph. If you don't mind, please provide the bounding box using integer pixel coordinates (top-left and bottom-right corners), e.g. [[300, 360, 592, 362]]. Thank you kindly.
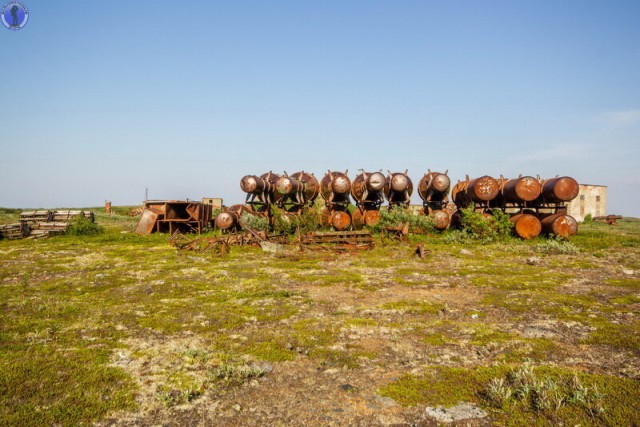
[[340, 383, 358, 392], [622, 269, 634, 275], [526, 256, 542, 266], [459, 249, 473, 256], [522, 326, 557, 339], [425, 402, 488, 423]]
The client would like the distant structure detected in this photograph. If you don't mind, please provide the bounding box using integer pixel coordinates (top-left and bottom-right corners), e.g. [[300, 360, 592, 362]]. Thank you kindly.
[[566, 184, 607, 222], [202, 197, 223, 211]]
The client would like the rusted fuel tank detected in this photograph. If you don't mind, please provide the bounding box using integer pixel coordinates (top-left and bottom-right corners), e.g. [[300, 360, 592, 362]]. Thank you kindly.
[[351, 171, 386, 208], [384, 170, 413, 207], [510, 213, 542, 239], [452, 175, 500, 208], [540, 213, 578, 238], [214, 204, 252, 231], [541, 176, 579, 203], [430, 209, 451, 230], [351, 208, 381, 229], [321, 208, 352, 231], [276, 171, 319, 206], [320, 171, 351, 206], [501, 176, 542, 203], [418, 170, 450, 204], [240, 172, 281, 205]]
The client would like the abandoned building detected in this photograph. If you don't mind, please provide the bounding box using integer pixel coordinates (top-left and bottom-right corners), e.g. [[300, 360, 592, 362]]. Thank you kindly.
[[565, 184, 608, 222]]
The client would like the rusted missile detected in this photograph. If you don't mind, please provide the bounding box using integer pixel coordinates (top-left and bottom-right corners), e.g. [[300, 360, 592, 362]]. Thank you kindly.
[[276, 171, 319, 205], [542, 177, 579, 203], [541, 213, 578, 238], [502, 176, 542, 203], [510, 213, 542, 239], [430, 210, 451, 230], [467, 175, 500, 202], [418, 171, 451, 202], [320, 171, 351, 203], [363, 209, 380, 226], [351, 171, 386, 204]]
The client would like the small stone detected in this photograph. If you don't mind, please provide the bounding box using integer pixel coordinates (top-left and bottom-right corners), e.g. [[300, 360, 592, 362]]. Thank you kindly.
[[340, 384, 357, 392], [425, 402, 488, 423], [323, 368, 339, 375], [232, 404, 241, 412], [622, 269, 634, 275], [470, 314, 479, 319], [459, 249, 472, 256], [526, 256, 542, 265]]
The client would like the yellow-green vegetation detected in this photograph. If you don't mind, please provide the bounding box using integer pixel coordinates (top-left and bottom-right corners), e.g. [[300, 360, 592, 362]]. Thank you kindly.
[[1, 209, 639, 425]]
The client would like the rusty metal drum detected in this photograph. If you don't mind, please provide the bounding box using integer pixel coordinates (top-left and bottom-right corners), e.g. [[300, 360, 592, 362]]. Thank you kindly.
[[467, 175, 500, 202], [418, 172, 450, 201], [240, 175, 265, 195], [541, 213, 578, 237], [320, 171, 351, 201], [430, 210, 451, 230], [542, 177, 579, 203], [510, 213, 542, 239], [351, 172, 386, 203], [502, 176, 542, 203], [330, 211, 352, 231]]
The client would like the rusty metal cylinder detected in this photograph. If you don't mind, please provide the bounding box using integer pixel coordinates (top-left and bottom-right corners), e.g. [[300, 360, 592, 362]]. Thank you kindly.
[[385, 172, 413, 202], [467, 175, 500, 202], [240, 175, 265, 195], [276, 176, 302, 196], [320, 172, 351, 202], [430, 210, 451, 230], [510, 213, 542, 239], [214, 211, 239, 230], [542, 177, 579, 203], [351, 172, 386, 203], [330, 211, 352, 231], [390, 173, 410, 192], [502, 176, 542, 203], [541, 213, 578, 238], [291, 171, 319, 203], [418, 172, 450, 202]]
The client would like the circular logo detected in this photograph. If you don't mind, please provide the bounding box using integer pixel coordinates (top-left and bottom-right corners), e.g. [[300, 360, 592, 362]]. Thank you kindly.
[[1, 2, 29, 30]]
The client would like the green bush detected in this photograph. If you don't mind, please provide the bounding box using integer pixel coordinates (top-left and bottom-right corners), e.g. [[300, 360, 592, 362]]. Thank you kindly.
[[456, 205, 513, 242], [583, 213, 593, 223], [67, 216, 104, 236], [240, 212, 270, 232], [373, 207, 435, 234], [270, 206, 319, 235]]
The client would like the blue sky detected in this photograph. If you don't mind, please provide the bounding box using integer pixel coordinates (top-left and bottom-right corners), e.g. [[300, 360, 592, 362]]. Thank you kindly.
[[1, 1, 639, 215]]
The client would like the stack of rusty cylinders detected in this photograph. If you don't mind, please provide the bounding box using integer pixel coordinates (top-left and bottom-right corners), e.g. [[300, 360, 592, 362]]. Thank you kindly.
[[452, 175, 579, 239], [417, 170, 452, 230], [351, 171, 387, 229], [213, 204, 257, 233], [320, 170, 353, 231]]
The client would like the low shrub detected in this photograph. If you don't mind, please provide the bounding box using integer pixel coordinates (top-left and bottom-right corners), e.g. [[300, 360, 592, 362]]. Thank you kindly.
[[67, 216, 104, 236]]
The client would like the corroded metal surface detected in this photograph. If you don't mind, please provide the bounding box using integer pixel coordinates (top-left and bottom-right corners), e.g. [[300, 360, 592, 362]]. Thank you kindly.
[[541, 213, 578, 237], [429, 210, 451, 230], [501, 176, 542, 203], [510, 213, 542, 239], [351, 171, 386, 208], [541, 177, 579, 203], [418, 171, 450, 203], [384, 170, 413, 207]]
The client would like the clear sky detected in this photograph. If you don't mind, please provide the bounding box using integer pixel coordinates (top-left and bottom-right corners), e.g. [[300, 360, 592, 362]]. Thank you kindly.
[[1, 1, 639, 215]]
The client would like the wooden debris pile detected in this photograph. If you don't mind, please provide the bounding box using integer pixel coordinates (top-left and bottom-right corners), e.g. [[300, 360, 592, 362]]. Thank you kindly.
[[0, 210, 93, 240]]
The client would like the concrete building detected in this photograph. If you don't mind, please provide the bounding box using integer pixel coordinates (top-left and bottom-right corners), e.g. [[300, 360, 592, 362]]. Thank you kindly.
[[566, 184, 607, 222], [201, 197, 223, 211]]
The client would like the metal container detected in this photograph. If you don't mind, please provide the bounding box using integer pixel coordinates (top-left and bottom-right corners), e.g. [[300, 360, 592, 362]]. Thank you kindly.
[[430, 210, 451, 230], [418, 171, 450, 202], [467, 175, 500, 202], [510, 213, 542, 239], [384, 171, 413, 205], [540, 213, 578, 237], [541, 176, 579, 203], [351, 171, 386, 206], [502, 176, 542, 203], [320, 171, 351, 203]]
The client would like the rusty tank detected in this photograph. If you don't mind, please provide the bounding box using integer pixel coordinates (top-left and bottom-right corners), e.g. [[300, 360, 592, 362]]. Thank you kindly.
[[384, 170, 413, 207], [501, 176, 542, 203], [452, 175, 500, 208], [321, 208, 352, 231], [541, 176, 579, 203], [509, 213, 542, 239], [540, 213, 578, 238], [240, 171, 281, 205], [275, 171, 319, 206], [418, 170, 450, 204], [320, 171, 351, 207], [351, 171, 386, 208], [214, 204, 253, 231]]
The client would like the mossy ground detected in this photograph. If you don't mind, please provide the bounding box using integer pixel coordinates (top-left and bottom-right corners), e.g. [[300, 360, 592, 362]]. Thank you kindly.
[[1, 209, 639, 426]]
